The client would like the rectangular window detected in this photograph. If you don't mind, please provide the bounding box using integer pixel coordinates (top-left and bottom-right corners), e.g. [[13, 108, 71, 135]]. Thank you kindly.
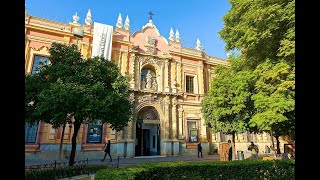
[[186, 76, 194, 93], [111, 129, 116, 140], [63, 124, 71, 140], [187, 121, 198, 142], [25, 122, 38, 143], [87, 121, 102, 143], [32, 55, 49, 74], [48, 125, 56, 140]]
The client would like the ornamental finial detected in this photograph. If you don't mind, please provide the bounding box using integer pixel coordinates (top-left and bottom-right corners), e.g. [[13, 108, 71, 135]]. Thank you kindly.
[[116, 13, 122, 28]]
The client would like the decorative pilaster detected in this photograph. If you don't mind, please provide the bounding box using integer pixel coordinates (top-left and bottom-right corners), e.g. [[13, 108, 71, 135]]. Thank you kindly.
[[127, 92, 135, 140], [164, 96, 171, 140], [172, 97, 178, 140], [129, 52, 136, 88], [121, 52, 128, 75], [164, 59, 170, 92], [178, 109, 183, 138], [171, 61, 177, 93], [198, 64, 204, 94], [176, 60, 182, 93]]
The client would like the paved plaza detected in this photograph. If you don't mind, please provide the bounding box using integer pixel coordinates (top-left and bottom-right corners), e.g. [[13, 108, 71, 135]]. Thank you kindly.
[[25, 154, 220, 168]]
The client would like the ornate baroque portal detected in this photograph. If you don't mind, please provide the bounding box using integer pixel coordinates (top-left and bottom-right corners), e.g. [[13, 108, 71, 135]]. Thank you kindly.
[[136, 106, 161, 156]]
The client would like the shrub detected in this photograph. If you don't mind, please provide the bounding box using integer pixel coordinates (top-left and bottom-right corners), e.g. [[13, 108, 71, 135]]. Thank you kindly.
[[95, 160, 295, 180]]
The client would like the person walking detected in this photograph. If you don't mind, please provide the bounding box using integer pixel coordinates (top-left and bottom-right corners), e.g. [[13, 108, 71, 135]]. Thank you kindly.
[[197, 142, 203, 158], [227, 140, 233, 161], [101, 140, 112, 162]]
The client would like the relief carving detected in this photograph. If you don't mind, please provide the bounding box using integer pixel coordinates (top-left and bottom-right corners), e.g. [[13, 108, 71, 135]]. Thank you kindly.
[[137, 94, 163, 108], [145, 36, 157, 55], [147, 36, 156, 47], [139, 56, 162, 66]]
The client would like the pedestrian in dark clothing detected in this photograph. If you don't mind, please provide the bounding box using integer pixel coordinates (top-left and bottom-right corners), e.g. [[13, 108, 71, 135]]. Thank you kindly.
[[198, 142, 203, 158], [228, 140, 233, 161], [101, 140, 112, 162]]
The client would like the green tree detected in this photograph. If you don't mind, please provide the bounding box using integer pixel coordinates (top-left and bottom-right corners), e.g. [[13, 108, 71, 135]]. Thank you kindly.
[[25, 42, 132, 166], [203, 0, 295, 155], [219, 0, 295, 68], [201, 57, 256, 157], [250, 60, 295, 153]]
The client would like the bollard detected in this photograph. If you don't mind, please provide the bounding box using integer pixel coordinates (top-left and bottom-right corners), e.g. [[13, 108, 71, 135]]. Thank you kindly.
[[237, 151, 244, 160]]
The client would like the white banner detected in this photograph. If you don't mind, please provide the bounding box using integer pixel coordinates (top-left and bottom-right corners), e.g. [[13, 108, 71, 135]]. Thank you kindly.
[[91, 22, 113, 60]]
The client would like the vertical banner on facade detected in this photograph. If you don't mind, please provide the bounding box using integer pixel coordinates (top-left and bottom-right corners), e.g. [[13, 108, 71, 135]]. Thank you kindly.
[[91, 22, 113, 60]]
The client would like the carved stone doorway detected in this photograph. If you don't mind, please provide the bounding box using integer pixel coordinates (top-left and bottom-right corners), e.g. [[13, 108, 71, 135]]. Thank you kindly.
[[135, 106, 160, 156]]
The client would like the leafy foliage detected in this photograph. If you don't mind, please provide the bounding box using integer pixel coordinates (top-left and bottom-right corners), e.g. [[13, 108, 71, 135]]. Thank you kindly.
[[220, 0, 295, 68], [25, 42, 132, 165], [250, 60, 295, 131], [202, 0, 295, 141], [95, 160, 295, 180], [201, 56, 256, 135]]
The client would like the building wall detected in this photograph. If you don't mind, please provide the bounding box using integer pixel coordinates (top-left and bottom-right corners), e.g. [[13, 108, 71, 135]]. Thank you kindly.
[[25, 12, 290, 159]]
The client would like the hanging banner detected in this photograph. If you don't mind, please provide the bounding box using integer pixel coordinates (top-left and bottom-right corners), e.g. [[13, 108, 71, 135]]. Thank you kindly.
[[91, 22, 113, 60]]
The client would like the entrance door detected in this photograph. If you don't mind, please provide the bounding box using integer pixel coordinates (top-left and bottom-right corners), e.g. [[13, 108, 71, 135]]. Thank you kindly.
[[143, 129, 150, 156]]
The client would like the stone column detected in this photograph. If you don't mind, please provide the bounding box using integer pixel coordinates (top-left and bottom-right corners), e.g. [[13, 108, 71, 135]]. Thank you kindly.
[[128, 52, 136, 89], [176, 60, 182, 93], [164, 59, 170, 92], [198, 64, 204, 94]]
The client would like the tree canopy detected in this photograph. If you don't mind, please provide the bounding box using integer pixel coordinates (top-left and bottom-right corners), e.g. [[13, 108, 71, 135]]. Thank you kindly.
[[219, 0, 295, 68], [202, 0, 295, 147], [25, 42, 132, 165]]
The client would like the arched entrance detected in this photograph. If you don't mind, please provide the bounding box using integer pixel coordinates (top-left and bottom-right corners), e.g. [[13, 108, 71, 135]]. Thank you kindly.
[[135, 106, 160, 156]]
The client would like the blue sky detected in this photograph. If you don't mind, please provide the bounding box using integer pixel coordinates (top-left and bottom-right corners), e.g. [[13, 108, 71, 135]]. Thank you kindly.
[[26, 0, 231, 59]]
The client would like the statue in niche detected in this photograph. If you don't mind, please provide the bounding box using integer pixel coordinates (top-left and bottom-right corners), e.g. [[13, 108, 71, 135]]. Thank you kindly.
[[145, 70, 153, 89], [152, 78, 157, 91], [141, 79, 146, 89]]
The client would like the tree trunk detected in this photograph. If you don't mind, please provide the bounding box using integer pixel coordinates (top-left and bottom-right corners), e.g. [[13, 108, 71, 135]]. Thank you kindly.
[[58, 124, 66, 161], [270, 130, 274, 150], [69, 119, 82, 166], [275, 136, 281, 154], [232, 132, 236, 160]]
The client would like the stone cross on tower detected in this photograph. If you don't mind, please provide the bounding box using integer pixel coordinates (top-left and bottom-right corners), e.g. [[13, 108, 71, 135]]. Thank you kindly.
[[148, 11, 154, 20]]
